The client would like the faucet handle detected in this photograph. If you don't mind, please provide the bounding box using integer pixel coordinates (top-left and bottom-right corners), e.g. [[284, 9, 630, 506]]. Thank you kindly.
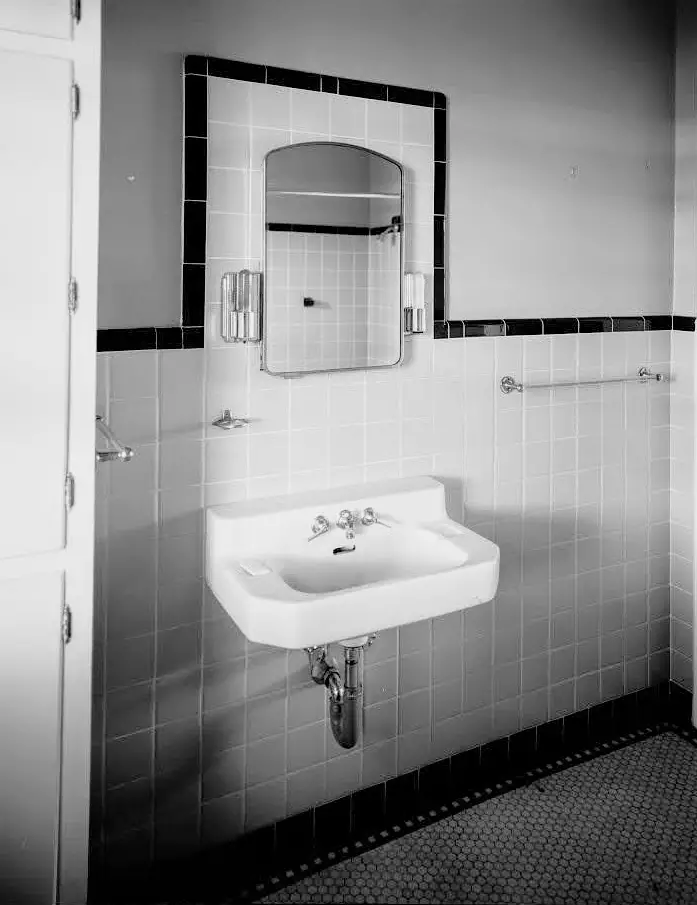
[[361, 507, 391, 529], [308, 515, 331, 541]]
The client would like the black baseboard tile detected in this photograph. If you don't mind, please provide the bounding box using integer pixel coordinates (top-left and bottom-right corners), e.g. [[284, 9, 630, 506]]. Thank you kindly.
[[385, 771, 419, 822], [673, 315, 696, 332], [669, 681, 693, 722], [433, 321, 448, 339], [446, 320, 463, 338], [351, 783, 386, 836]]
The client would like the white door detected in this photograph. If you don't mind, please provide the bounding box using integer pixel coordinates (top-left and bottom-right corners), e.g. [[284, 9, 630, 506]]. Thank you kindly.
[[0, 4, 101, 904], [0, 0, 72, 40]]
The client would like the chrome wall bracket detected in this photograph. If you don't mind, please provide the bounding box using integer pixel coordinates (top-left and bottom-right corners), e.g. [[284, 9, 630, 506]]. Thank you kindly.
[[404, 272, 426, 334], [211, 409, 250, 430], [95, 415, 134, 464], [221, 270, 261, 343]]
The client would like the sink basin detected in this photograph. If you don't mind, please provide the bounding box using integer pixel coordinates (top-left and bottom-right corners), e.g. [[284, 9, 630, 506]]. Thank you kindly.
[[206, 476, 500, 649]]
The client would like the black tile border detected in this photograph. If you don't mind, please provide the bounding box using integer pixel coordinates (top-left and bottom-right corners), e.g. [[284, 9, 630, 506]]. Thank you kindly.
[[96, 327, 204, 352], [427, 314, 691, 340], [181, 53, 448, 337], [92, 682, 694, 904]]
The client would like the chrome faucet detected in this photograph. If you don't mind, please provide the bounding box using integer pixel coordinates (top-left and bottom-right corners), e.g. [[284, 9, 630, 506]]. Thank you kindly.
[[308, 515, 331, 542], [360, 507, 391, 529], [337, 509, 357, 540]]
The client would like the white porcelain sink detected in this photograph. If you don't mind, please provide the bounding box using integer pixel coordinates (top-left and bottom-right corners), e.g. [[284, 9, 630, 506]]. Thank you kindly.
[[206, 476, 499, 649]]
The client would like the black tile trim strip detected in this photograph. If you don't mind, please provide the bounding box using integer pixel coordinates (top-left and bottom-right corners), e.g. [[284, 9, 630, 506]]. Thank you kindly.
[[203, 56, 442, 108], [94, 683, 690, 903], [97, 327, 204, 352], [432, 315, 680, 340], [674, 315, 696, 331]]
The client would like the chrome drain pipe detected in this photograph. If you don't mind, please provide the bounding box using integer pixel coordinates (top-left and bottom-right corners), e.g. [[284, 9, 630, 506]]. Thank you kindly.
[[329, 646, 363, 749], [306, 641, 373, 749]]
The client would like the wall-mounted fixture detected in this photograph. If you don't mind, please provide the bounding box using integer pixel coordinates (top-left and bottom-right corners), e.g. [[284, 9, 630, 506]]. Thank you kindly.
[[95, 415, 134, 464], [500, 366, 666, 395], [212, 409, 250, 430], [221, 270, 261, 343], [404, 272, 426, 334]]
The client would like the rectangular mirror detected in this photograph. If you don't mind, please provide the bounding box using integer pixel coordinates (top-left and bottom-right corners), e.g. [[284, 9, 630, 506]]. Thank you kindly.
[[262, 142, 403, 376]]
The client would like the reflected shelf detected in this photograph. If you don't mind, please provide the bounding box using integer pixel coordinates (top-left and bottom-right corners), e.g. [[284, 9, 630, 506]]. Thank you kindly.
[[267, 190, 400, 199]]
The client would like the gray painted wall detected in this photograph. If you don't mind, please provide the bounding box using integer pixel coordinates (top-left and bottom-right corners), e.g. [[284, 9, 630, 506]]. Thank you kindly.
[[99, 0, 675, 328]]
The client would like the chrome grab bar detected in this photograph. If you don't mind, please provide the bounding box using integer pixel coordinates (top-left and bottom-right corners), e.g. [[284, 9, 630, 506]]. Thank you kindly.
[[95, 415, 134, 464], [500, 367, 666, 395]]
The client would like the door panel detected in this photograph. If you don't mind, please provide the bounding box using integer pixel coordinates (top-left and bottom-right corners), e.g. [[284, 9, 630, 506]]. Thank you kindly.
[[0, 50, 72, 559], [0, 572, 63, 905], [0, 0, 72, 40]]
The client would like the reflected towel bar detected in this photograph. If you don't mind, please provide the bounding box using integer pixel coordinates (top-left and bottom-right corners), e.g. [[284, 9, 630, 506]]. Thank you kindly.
[[96, 415, 134, 463], [500, 367, 666, 395]]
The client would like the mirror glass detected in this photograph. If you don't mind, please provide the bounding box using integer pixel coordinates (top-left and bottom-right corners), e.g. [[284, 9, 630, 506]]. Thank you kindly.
[[263, 142, 403, 376]]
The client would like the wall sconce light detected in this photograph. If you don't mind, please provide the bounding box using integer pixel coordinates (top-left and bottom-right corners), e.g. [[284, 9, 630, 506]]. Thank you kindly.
[[404, 272, 425, 334], [221, 270, 261, 342]]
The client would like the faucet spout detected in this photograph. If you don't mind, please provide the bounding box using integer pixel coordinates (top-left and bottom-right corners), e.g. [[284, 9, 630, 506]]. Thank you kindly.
[[337, 509, 357, 541]]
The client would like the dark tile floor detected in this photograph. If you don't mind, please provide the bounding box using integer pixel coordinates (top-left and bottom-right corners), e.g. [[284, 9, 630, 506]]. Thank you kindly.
[[260, 731, 697, 905]]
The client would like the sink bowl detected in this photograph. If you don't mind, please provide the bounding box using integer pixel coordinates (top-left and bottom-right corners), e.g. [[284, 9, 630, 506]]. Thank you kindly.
[[206, 476, 500, 649]]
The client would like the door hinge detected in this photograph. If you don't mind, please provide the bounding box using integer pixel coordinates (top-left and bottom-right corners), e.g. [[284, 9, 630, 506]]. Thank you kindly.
[[71, 0, 81, 23], [64, 472, 75, 510], [68, 277, 78, 314], [62, 604, 72, 644], [71, 83, 80, 120]]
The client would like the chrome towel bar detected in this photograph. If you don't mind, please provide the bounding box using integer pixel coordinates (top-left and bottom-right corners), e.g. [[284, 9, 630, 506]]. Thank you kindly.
[[95, 415, 134, 463], [500, 367, 666, 395]]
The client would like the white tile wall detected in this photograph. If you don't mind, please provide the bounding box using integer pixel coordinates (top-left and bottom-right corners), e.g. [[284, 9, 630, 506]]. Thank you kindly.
[[91, 328, 672, 869]]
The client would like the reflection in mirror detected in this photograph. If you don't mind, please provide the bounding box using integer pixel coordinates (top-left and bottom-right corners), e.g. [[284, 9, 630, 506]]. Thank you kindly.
[[263, 142, 403, 376]]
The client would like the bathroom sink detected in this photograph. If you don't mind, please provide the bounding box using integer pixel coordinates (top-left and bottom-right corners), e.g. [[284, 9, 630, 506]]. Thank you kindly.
[[205, 476, 500, 649]]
